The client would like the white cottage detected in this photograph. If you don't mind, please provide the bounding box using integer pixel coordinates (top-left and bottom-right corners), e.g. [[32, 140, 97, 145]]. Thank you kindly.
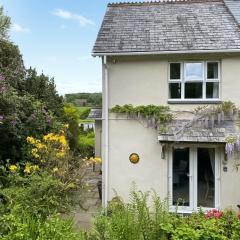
[[92, 0, 240, 213]]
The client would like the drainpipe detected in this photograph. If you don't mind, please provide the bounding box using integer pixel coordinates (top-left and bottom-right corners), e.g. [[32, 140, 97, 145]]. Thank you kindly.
[[103, 55, 109, 209]]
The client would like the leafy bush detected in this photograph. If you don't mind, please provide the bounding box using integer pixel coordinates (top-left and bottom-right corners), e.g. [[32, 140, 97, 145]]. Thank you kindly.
[[0, 213, 85, 240], [63, 103, 81, 151], [79, 190, 240, 240], [0, 171, 76, 219]]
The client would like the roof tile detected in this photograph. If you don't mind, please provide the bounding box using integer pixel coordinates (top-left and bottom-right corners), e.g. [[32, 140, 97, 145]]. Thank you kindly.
[[93, 0, 240, 55]]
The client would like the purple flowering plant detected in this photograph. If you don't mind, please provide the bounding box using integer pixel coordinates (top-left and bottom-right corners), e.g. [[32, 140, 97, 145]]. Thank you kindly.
[[225, 135, 239, 157]]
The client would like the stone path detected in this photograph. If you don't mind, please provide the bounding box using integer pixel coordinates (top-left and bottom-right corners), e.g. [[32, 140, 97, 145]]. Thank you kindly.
[[73, 164, 102, 230]]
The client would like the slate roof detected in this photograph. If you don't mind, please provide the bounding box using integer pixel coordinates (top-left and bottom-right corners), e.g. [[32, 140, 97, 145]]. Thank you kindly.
[[88, 108, 102, 120], [224, 0, 240, 25], [93, 0, 240, 55], [158, 110, 240, 143], [158, 119, 239, 143]]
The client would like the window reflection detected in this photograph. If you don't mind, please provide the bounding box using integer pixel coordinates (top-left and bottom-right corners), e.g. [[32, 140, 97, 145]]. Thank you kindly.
[[185, 63, 204, 80]]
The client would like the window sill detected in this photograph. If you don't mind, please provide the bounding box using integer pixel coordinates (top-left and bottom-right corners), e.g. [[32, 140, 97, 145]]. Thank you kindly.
[[168, 99, 222, 104]]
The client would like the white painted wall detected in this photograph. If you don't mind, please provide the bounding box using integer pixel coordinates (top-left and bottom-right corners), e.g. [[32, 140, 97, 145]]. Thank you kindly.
[[221, 154, 240, 210], [101, 54, 240, 207], [108, 118, 168, 201]]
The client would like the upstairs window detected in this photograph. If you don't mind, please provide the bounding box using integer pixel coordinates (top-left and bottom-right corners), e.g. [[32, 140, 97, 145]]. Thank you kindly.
[[169, 62, 220, 101]]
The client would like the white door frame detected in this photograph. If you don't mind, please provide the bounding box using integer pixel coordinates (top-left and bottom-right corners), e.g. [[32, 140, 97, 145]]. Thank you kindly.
[[168, 144, 221, 213]]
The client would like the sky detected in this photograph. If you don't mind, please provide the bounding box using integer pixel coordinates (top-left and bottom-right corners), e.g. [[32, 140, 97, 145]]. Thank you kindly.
[[0, 0, 133, 95]]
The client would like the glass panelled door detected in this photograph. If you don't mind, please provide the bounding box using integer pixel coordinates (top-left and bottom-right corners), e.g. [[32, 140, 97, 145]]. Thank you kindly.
[[169, 146, 220, 212], [197, 148, 215, 208], [172, 148, 190, 207]]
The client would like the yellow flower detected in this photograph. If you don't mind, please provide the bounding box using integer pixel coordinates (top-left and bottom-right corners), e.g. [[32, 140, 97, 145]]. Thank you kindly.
[[94, 157, 102, 164], [59, 135, 67, 146], [35, 143, 47, 150], [31, 148, 38, 154], [24, 165, 31, 174], [26, 136, 35, 144], [53, 167, 59, 173], [64, 124, 69, 129], [31, 165, 40, 171], [9, 165, 18, 173], [56, 152, 65, 158]]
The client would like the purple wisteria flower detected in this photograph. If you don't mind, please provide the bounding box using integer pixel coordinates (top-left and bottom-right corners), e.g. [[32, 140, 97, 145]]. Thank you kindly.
[[0, 84, 7, 93], [225, 135, 239, 157], [225, 143, 235, 157], [0, 75, 5, 81]]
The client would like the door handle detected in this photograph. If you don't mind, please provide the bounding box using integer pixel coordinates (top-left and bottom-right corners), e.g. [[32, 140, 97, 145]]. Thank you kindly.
[[187, 173, 193, 181]]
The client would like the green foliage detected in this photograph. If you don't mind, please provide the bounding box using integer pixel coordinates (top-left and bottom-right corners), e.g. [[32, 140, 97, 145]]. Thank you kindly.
[[78, 131, 95, 157], [0, 6, 11, 40], [0, 84, 62, 162], [65, 92, 102, 107], [0, 155, 87, 238], [0, 171, 75, 218], [89, 190, 172, 240], [0, 40, 25, 91], [0, 7, 89, 239], [64, 103, 81, 150], [111, 104, 173, 133], [79, 131, 95, 147], [0, 213, 85, 240], [77, 107, 91, 120], [25, 68, 64, 117], [79, 191, 240, 240]]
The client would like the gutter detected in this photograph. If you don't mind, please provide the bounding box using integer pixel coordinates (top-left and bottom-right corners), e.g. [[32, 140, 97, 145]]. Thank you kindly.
[[92, 49, 240, 57], [103, 56, 109, 209]]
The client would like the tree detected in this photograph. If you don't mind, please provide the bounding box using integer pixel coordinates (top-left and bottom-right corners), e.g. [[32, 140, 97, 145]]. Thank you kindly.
[[63, 103, 80, 151], [0, 40, 25, 91], [65, 92, 102, 107], [25, 68, 64, 117], [0, 6, 11, 40]]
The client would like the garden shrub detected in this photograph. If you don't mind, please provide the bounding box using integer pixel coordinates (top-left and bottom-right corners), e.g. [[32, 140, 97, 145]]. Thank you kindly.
[[0, 213, 85, 240], [78, 130, 95, 158], [0, 170, 76, 219], [78, 190, 240, 240]]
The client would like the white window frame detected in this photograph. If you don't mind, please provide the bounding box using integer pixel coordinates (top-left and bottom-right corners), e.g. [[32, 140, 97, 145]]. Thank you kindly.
[[168, 144, 221, 214], [168, 61, 221, 102]]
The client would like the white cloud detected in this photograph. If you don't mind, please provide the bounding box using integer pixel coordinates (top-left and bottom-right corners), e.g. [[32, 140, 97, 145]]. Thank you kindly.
[[11, 23, 30, 33], [51, 9, 94, 27]]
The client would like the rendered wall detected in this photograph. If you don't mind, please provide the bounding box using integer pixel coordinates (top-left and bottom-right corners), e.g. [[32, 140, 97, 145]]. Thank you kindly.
[[104, 54, 240, 206]]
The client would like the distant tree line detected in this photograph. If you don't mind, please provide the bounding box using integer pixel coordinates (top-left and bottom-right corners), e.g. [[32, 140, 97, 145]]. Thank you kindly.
[[65, 92, 102, 107]]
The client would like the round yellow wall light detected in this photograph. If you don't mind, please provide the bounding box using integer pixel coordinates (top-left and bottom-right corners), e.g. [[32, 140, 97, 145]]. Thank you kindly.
[[129, 153, 140, 164]]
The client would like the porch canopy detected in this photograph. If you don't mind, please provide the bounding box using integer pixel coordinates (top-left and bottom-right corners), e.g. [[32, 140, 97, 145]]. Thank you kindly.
[[158, 118, 238, 143]]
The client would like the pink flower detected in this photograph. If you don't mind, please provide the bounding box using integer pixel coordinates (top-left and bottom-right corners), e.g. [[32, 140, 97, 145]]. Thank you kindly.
[[205, 209, 223, 219]]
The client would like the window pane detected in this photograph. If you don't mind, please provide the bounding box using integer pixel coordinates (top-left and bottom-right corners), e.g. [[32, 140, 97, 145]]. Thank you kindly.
[[206, 82, 219, 98], [170, 63, 181, 80], [197, 148, 215, 208], [169, 83, 181, 99], [185, 82, 203, 99], [207, 62, 218, 79], [173, 148, 190, 206], [185, 63, 204, 80]]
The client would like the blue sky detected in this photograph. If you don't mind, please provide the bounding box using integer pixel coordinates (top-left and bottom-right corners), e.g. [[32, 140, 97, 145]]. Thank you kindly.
[[0, 0, 122, 95]]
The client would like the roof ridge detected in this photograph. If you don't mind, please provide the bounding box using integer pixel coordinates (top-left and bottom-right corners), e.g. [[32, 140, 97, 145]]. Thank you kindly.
[[108, 0, 220, 7]]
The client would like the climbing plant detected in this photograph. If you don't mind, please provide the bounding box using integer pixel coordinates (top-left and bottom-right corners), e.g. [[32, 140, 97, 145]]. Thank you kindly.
[[111, 104, 173, 132], [111, 102, 240, 165]]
